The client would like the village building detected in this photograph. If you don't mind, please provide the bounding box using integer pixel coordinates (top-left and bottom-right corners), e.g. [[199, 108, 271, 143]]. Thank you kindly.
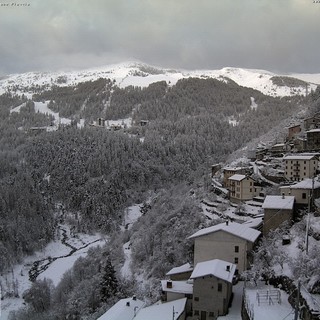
[[304, 112, 320, 131], [188, 222, 261, 273], [292, 137, 307, 152], [262, 195, 295, 235], [287, 124, 301, 141], [97, 296, 144, 320], [283, 154, 318, 181], [306, 129, 320, 151], [134, 298, 187, 320], [228, 174, 262, 203], [190, 259, 236, 319], [223, 167, 248, 188], [269, 143, 288, 156], [161, 280, 193, 315], [166, 262, 193, 281], [280, 178, 320, 208]]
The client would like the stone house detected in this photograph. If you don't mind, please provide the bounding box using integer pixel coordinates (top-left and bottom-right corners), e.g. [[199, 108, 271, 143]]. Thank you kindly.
[[306, 129, 320, 151], [283, 154, 318, 181], [304, 112, 320, 131], [188, 222, 261, 273], [190, 259, 236, 319], [287, 124, 301, 141], [262, 195, 295, 235]]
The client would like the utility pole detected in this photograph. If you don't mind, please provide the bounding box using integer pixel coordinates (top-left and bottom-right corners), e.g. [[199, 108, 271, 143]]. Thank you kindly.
[[294, 280, 301, 320]]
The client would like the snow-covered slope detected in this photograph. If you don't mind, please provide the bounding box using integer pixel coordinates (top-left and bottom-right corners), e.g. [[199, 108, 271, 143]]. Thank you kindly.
[[1, 61, 319, 97]]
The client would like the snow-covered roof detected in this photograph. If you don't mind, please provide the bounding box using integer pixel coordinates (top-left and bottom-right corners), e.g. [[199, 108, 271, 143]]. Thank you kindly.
[[223, 166, 244, 171], [161, 280, 193, 294], [307, 129, 320, 133], [283, 154, 316, 161], [166, 263, 193, 276], [280, 178, 320, 190], [228, 174, 246, 181], [272, 143, 285, 147], [190, 259, 236, 283], [97, 297, 144, 320], [134, 298, 187, 320], [242, 217, 264, 229], [262, 195, 295, 210], [188, 222, 261, 243]]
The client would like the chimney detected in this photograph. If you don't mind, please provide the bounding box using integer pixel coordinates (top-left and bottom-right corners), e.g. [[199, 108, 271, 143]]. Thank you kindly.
[[126, 301, 130, 307], [282, 193, 285, 199], [226, 265, 230, 272], [226, 220, 229, 226], [132, 295, 137, 301], [167, 281, 173, 288]]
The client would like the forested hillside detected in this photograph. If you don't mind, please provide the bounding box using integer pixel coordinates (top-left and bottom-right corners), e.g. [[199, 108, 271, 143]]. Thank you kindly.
[[0, 75, 313, 319]]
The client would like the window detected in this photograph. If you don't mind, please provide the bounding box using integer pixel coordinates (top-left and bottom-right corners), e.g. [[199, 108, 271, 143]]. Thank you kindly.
[[218, 283, 222, 292], [209, 312, 214, 317], [194, 297, 199, 301], [250, 182, 253, 186], [250, 188, 252, 192], [302, 193, 307, 199], [235, 246, 239, 253], [234, 257, 239, 264], [194, 310, 199, 316]]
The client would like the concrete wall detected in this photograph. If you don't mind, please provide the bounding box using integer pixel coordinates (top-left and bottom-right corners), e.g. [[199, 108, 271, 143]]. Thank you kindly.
[[193, 231, 253, 273]]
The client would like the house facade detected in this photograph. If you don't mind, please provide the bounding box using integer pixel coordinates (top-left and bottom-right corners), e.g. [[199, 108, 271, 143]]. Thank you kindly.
[[166, 263, 193, 281], [307, 129, 320, 151], [161, 280, 193, 316], [304, 112, 320, 131], [223, 167, 247, 188], [280, 178, 320, 207], [283, 154, 318, 181], [188, 222, 261, 273], [288, 124, 301, 141], [262, 195, 295, 235], [228, 174, 261, 203], [191, 259, 236, 320]]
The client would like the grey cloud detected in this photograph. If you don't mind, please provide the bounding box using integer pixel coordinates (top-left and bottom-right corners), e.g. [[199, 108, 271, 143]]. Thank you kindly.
[[0, 0, 319, 75]]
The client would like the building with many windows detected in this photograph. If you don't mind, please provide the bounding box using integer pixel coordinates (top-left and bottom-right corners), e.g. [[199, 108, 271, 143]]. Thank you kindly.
[[283, 154, 318, 181]]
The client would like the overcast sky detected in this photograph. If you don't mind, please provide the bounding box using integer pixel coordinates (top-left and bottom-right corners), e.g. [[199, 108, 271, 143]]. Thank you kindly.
[[0, 0, 319, 76]]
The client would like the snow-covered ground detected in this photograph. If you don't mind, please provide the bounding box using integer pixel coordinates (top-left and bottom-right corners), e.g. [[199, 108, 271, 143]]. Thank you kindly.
[[1, 61, 319, 98], [0, 225, 105, 320], [244, 282, 293, 320]]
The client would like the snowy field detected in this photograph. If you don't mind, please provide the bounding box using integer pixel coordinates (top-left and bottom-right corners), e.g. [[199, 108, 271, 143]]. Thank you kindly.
[[244, 282, 293, 320], [0, 225, 105, 320]]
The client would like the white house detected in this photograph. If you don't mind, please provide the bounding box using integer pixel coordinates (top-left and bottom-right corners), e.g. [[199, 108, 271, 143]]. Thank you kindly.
[[191, 259, 236, 319], [188, 222, 261, 273]]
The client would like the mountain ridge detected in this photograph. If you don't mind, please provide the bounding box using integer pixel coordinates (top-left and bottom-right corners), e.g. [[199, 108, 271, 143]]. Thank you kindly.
[[1, 61, 320, 98]]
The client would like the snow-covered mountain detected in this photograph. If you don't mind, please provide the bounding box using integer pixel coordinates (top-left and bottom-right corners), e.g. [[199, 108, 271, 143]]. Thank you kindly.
[[1, 61, 320, 97]]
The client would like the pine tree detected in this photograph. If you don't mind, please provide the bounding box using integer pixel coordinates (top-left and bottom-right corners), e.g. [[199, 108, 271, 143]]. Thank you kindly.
[[100, 257, 118, 302]]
